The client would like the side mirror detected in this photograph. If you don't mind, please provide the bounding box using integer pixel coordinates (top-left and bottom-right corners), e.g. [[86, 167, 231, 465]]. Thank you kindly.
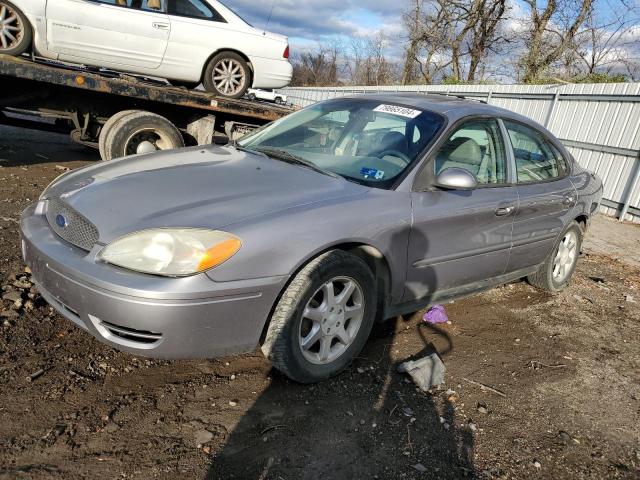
[[435, 167, 478, 190]]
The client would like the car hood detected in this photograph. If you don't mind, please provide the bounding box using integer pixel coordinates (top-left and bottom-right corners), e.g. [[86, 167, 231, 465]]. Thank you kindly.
[[46, 145, 368, 244]]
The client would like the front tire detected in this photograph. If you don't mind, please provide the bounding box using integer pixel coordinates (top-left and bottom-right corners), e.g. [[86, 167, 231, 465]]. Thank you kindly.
[[0, 1, 32, 56], [262, 250, 377, 383], [527, 221, 583, 292], [202, 52, 251, 99]]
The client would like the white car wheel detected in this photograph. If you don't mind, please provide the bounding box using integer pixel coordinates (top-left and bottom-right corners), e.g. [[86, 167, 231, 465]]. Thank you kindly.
[[203, 52, 251, 99], [0, 1, 31, 56]]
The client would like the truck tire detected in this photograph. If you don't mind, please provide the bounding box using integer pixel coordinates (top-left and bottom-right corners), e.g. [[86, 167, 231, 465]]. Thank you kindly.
[[527, 221, 583, 293], [98, 110, 138, 161], [203, 52, 251, 99], [261, 250, 377, 384], [101, 111, 184, 161], [0, 1, 32, 56]]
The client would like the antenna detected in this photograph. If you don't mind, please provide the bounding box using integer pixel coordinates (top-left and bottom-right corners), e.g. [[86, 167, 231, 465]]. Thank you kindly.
[[264, 0, 275, 33]]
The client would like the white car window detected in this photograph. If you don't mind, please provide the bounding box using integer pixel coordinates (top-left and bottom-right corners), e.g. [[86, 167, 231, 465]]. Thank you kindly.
[[96, 0, 165, 12], [167, 0, 226, 21]]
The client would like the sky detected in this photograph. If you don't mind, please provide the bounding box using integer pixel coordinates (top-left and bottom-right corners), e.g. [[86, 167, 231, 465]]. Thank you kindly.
[[223, 0, 404, 49], [224, 0, 640, 55], [223, 0, 640, 81]]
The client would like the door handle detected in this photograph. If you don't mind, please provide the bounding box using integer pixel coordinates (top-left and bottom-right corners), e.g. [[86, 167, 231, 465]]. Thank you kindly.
[[153, 22, 169, 30], [495, 205, 515, 216]]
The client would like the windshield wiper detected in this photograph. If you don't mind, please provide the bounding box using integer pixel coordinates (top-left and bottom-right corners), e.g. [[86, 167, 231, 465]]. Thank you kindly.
[[255, 147, 341, 179], [230, 141, 267, 157]]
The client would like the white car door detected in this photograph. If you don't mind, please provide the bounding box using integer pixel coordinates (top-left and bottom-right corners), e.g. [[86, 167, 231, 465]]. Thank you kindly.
[[46, 0, 170, 70]]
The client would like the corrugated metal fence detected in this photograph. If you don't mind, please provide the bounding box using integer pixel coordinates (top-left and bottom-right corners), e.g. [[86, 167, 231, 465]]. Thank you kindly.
[[280, 83, 640, 223]]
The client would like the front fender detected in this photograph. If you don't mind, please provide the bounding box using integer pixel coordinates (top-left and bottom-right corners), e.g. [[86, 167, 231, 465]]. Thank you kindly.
[[206, 189, 412, 305]]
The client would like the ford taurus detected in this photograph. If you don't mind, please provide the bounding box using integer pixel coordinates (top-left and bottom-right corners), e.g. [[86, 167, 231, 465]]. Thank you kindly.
[[20, 94, 603, 383]]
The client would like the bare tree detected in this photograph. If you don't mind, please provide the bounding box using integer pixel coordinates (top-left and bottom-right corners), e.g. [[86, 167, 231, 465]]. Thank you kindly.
[[572, 4, 640, 76], [290, 43, 342, 86], [401, 0, 509, 84], [520, 0, 594, 83], [347, 33, 398, 86]]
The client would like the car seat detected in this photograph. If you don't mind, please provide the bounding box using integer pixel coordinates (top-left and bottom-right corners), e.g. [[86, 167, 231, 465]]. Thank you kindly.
[[436, 137, 482, 176]]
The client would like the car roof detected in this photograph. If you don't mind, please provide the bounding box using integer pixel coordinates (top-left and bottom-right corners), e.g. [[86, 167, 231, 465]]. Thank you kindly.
[[340, 93, 535, 124]]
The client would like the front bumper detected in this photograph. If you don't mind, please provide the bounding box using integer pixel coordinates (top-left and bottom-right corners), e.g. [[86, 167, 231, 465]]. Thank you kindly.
[[20, 204, 287, 359]]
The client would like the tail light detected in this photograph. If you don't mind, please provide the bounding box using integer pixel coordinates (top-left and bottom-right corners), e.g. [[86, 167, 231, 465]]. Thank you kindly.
[[283, 45, 290, 59]]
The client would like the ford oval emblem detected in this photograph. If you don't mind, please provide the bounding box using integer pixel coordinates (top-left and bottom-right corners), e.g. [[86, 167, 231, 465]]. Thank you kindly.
[[55, 214, 68, 228]]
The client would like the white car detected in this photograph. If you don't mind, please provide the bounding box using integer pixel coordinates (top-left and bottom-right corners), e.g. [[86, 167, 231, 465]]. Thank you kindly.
[[246, 88, 287, 104], [0, 0, 293, 98]]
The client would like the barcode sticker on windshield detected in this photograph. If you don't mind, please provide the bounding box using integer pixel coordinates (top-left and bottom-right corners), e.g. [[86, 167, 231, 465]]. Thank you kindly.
[[374, 104, 422, 119]]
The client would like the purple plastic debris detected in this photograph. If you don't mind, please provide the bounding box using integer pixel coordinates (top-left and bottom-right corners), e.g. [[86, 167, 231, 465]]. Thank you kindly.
[[423, 305, 449, 324]]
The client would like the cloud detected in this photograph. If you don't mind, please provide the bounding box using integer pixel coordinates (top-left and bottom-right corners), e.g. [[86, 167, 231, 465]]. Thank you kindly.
[[223, 0, 406, 40]]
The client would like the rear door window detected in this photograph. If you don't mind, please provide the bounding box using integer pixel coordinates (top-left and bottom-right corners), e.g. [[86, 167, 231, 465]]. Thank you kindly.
[[503, 121, 567, 183], [167, 0, 226, 21]]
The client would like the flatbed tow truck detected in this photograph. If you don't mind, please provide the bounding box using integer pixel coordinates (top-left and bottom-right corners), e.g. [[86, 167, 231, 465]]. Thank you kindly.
[[0, 54, 292, 160]]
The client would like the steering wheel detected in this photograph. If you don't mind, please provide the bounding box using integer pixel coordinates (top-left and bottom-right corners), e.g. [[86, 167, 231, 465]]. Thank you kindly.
[[376, 149, 411, 165]]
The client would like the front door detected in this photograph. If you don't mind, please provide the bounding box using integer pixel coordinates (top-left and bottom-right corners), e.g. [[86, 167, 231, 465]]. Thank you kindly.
[[46, 0, 170, 70], [502, 120, 577, 272], [406, 118, 517, 302]]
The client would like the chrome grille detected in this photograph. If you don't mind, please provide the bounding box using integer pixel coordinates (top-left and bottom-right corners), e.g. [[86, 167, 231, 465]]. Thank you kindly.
[[46, 197, 99, 251]]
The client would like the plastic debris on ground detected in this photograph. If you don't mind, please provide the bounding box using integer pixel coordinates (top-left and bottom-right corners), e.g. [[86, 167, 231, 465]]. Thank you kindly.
[[423, 305, 449, 324], [397, 353, 446, 391]]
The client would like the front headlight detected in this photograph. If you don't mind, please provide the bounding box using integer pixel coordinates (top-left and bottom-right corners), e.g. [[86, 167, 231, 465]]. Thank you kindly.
[[99, 229, 242, 277]]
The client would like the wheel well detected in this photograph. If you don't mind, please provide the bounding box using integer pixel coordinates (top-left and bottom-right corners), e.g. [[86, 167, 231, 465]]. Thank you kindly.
[[200, 49, 254, 84], [258, 243, 393, 344], [575, 214, 588, 231]]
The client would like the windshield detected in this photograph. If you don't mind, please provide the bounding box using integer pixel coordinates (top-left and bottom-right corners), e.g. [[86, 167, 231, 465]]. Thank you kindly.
[[239, 98, 445, 188]]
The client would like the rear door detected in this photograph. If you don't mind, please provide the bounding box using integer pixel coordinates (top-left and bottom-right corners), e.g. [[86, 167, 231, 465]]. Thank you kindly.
[[46, 0, 170, 69], [406, 118, 517, 302], [502, 120, 577, 272]]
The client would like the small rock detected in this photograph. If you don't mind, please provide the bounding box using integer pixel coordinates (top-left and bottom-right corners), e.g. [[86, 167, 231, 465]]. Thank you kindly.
[[468, 422, 477, 432], [356, 367, 365, 374], [55, 165, 70, 172], [403, 407, 414, 417], [1, 309, 18, 319], [228, 401, 238, 407], [2, 291, 22, 303], [413, 463, 428, 473], [104, 421, 120, 433], [477, 402, 489, 415], [359, 419, 365, 426], [533, 460, 541, 469], [625, 294, 636, 304], [195, 429, 214, 446], [230, 374, 236, 380], [13, 280, 32, 290]]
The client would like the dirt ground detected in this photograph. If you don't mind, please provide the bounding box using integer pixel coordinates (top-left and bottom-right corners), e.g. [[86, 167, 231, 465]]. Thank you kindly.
[[0, 126, 639, 480]]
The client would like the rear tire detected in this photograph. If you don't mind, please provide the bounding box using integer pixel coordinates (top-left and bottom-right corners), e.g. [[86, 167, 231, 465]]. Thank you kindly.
[[101, 111, 184, 161], [527, 221, 583, 292], [202, 52, 251, 99], [98, 110, 138, 161], [261, 250, 377, 384], [0, 1, 31, 56]]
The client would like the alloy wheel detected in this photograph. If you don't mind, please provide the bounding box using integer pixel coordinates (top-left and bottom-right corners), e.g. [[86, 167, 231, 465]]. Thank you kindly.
[[553, 230, 578, 283], [299, 276, 365, 365], [0, 3, 23, 51], [212, 58, 246, 96]]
